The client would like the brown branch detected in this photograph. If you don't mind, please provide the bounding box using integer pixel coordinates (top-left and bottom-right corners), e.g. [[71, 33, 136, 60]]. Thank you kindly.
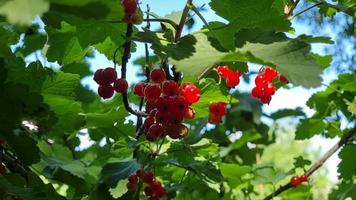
[[0, 146, 28, 180], [174, 0, 193, 42], [263, 126, 356, 200]]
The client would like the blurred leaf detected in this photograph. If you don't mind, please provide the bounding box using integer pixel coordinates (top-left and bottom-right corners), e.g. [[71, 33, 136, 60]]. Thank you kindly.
[[109, 179, 128, 199], [338, 145, 356, 180], [101, 160, 141, 187], [293, 156, 312, 169], [269, 108, 305, 120], [295, 118, 326, 140], [220, 163, 251, 187]]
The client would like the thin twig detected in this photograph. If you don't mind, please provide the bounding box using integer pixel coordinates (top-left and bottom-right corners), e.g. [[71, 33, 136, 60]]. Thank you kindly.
[[108, 18, 178, 29], [263, 126, 356, 200], [174, 0, 193, 42], [292, 2, 323, 19]]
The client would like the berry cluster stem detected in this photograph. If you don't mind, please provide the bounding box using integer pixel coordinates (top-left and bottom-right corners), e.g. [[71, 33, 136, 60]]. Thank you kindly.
[[174, 0, 193, 42], [263, 125, 356, 200]]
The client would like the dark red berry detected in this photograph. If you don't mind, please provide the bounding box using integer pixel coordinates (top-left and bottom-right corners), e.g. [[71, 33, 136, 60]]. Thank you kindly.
[[290, 176, 301, 187], [279, 75, 289, 83], [170, 96, 188, 116], [127, 181, 137, 191], [134, 82, 146, 96], [263, 67, 278, 82], [128, 174, 138, 184], [300, 175, 308, 182], [0, 163, 6, 175], [162, 80, 179, 96], [143, 172, 154, 183], [94, 69, 105, 85], [155, 187, 166, 198], [144, 117, 155, 130], [98, 85, 114, 99], [102, 67, 117, 84], [121, 0, 137, 15], [209, 102, 227, 117], [156, 97, 170, 113], [144, 84, 161, 102], [148, 124, 164, 139], [113, 78, 128, 93], [150, 68, 166, 84], [167, 124, 188, 139], [149, 108, 158, 117], [136, 169, 145, 179], [179, 83, 201, 104], [208, 114, 222, 125], [150, 180, 162, 190], [260, 94, 272, 104], [144, 185, 154, 196]]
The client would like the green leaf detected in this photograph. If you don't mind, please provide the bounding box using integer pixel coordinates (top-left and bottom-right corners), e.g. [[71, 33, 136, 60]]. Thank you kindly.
[[347, 97, 356, 114], [230, 130, 262, 150], [297, 35, 334, 44], [252, 164, 289, 185], [205, 22, 236, 51], [329, 180, 356, 200], [186, 161, 223, 183], [311, 53, 333, 70], [210, 0, 290, 31], [101, 160, 141, 187], [42, 71, 80, 99], [84, 108, 127, 128], [0, 0, 49, 26], [338, 145, 356, 180], [269, 108, 306, 120], [295, 118, 326, 140], [220, 163, 251, 187], [61, 62, 92, 78], [109, 179, 128, 199], [293, 156, 312, 168]]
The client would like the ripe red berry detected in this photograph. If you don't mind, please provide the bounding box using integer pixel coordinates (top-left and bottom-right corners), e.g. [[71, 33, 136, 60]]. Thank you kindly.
[[290, 176, 301, 187], [149, 108, 158, 117], [260, 94, 272, 104], [144, 185, 154, 196], [279, 75, 289, 83], [144, 117, 155, 130], [98, 85, 114, 99], [216, 65, 232, 78], [208, 114, 222, 125], [102, 67, 117, 84], [255, 74, 266, 86], [113, 78, 128, 93], [179, 83, 201, 104], [225, 71, 241, 87], [143, 172, 154, 183], [128, 174, 138, 184], [150, 68, 166, 84], [251, 87, 260, 98], [147, 123, 164, 139], [121, 0, 137, 15], [144, 84, 161, 102], [162, 80, 179, 96], [264, 82, 276, 96], [93, 69, 105, 85], [300, 175, 308, 182], [127, 181, 137, 191], [150, 180, 162, 190], [170, 96, 188, 116], [156, 97, 170, 113], [263, 67, 278, 82], [0, 163, 6, 175], [209, 102, 227, 117], [155, 187, 167, 198], [136, 169, 145, 179], [134, 82, 146, 96]]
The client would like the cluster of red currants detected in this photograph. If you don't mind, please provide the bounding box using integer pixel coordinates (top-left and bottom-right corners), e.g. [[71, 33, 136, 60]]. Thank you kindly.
[[208, 102, 227, 125], [251, 66, 289, 104], [93, 67, 128, 99], [120, 0, 143, 24], [290, 175, 308, 187], [216, 65, 242, 87], [127, 169, 166, 200], [134, 68, 200, 141]]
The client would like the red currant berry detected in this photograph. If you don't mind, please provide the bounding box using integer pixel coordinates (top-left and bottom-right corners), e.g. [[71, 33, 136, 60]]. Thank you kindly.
[[148, 123, 164, 138], [209, 102, 227, 117], [156, 96, 170, 113], [279, 75, 289, 84], [144, 185, 154, 196], [155, 111, 169, 125], [216, 65, 233, 78], [184, 107, 195, 119], [264, 83, 276, 96], [127, 181, 137, 191], [251, 87, 261, 98], [290, 176, 301, 187], [144, 117, 155, 130], [208, 114, 222, 125], [170, 96, 188, 116], [98, 85, 114, 99], [300, 175, 308, 182], [0, 163, 6, 175], [150, 68, 166, 84], [150, 180, 162, 190], [149, 108, 158, 117], [93, 69, 105, 85], [162, 80, 179, 96], [134, 82, 146, 96], [102, 67, 117, 84], [113, 78, 128, 93], [136, 169, 145, 179], [167, 124, 188, 139], [155, 187, 167, 198], [128, 174, 138, 184], [225, 76, 240, 88], [144, 84, 161, 102], [121, 0, 137, 15], [179, 83, 201, 104], [263, 67, 278, 82], [255, 74, 266, 86], [143, 172, 154, 183], [260, 94, 272, 104]]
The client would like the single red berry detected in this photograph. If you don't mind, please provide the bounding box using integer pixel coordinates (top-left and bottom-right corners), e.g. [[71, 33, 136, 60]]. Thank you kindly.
[[102, 67, 117, 84], [143, 172, 154, 183], [156, 96, 170, 113], [208, 114, 222, 125], [263, 66, 278, 82], [290, 176, 301, 187], [155, 111, 169, 125], [150, 180, 162, 190], [264, 82, 276, 96], [127, 181, 137, 191], [155, 187, 167, 198], [149, 108, 158, 117], [162, 80, 179, 96], [144, 117, 155, 130], [150, 68, 166, 84], [209, 102, 227, 117], [128, 174, 138, 184], [251, 87, 261, 98], [121, 0, 137, 15], [98, 85, 114, 99], [0, 163, 6, 175], [134, 82, 146, 96], [144, 84, 161, 102], [184, 107, 195, 119], [255, 74, 266, 86], [225, 76, 240, 88], [216, 65, 233, 78], [167, 114, 184, 125], [170, 96, 188, 116], [279, 75, 289, 84], [300, 175, 308, 182], [148, 123, 164, 138], [260, 94, 272, 104], [113, 79, 128, 93], [136, 169, 145, 179], [93, 69, 105, 85], [144, 185, 154, 196], [179, 83, 201, 104], [145, 101, 156, 113]]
